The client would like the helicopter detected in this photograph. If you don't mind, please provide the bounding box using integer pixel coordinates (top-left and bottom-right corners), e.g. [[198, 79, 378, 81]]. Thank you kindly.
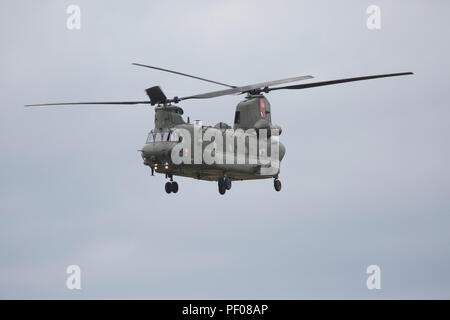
[[26, 64, 413, 195]]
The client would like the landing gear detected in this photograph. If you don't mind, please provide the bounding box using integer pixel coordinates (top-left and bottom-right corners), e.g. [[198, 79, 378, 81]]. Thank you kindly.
[[224, 177, 232, 190], [171, 181, 178, 193], [218, 178, 226, 195], [218, 177, 231, 195], [165, 181, 179, 194], [165, 182, 172, 194], [274, 179, 282, 192]]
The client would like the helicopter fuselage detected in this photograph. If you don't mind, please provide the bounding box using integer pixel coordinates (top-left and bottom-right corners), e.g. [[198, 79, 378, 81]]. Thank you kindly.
[[140, 95, 285, 182], [140, 123, 286, 182]]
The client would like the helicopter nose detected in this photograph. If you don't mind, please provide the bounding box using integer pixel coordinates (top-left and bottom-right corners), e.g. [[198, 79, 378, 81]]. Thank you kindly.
[[141, 143, 172, 163]]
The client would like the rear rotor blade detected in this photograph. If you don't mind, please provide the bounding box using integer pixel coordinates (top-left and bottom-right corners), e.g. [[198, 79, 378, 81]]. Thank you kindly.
[[268, 72, 413, 92], [25, 101, 150, 107], [132, 63, 236, 88], [178, 75, 313, 101]]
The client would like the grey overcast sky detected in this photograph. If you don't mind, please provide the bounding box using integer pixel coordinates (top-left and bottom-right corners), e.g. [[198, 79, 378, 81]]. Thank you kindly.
[[1, 0, 449, 299]]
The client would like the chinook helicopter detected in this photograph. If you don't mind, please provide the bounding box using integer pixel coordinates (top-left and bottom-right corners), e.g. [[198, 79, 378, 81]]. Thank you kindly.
[[26, 64, 413, 195]]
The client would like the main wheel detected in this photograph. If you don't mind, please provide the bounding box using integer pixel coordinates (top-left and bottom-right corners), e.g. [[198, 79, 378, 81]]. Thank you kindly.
[[274, 179, 282, 192], [171, 181, 179, 193], [165, 182, 172, 194], [224, 177, 232, 190], [218, 178, 226, 195]]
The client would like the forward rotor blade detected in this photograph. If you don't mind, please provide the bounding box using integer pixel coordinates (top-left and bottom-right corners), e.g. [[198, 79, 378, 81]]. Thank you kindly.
[[25, 101, 150, 107], [268, 72, 413, 92], [179, 75, 314, 101], [132, 63, 236, 88]]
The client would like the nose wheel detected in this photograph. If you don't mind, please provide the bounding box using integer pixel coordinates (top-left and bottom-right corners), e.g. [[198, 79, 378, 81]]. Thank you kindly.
[[218, 177, 232, 195], [274, 179, 282, 192], [165, 181, 179, 194]]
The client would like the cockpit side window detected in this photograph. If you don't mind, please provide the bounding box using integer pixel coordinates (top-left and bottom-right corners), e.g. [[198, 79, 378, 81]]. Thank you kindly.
[[162, 132, 170, 141], [169, 130, 179, 142], [146, 132, 154, 143], [154, 132, 162, 142]]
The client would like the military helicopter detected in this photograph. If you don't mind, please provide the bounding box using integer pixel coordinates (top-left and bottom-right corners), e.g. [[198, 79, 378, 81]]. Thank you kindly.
[[26, 64, 413, 195]]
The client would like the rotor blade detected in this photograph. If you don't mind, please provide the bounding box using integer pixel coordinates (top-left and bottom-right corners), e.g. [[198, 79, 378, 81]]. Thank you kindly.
[[25, 101, 150, 107], [268, 72, 413, 92], [179, 75, 314, 101], [132, 63, 236, 88]]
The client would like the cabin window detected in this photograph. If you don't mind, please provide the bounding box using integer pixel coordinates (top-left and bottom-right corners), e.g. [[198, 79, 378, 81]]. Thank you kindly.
[[234, 111, 240, 124]]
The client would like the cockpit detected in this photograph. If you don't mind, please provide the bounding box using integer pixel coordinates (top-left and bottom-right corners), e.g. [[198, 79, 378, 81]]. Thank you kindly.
[[146, 131, 171, 144]]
